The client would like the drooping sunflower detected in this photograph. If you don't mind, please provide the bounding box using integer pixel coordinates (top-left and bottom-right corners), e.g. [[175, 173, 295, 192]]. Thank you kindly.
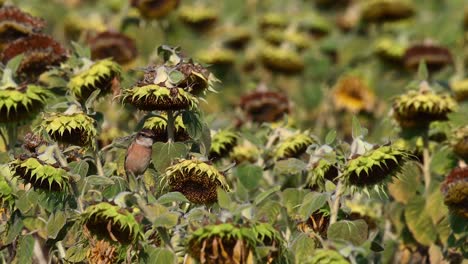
[[441, 166, 468, 218], [131, 0, 179, 19], [178, 5, 218, 30], [163, 159, 230, 204], [260, 44, 304, 74], [404, 42, 453, 72], [63, 13, 106, 41], [187, 222, 284, 264], [81, 202, 143, 244], [298, 12, 332, 39], [239, 89, 290, 123], [230, 141, 261, 164], [451, 126, 468, 160], [39, 109, 97, 147], [450, 79, 468, 102], [10, 156, 69, 191], [176, 60, 215, 96], [263, 29, 311, 51], [221, 26, 251, 50], [196, 47, 236, 66], [374, 37, 408, 63], [259, 13, 288, 31], [87, 31, 137, 65], [392, 82, 457, 128], [340, 144, 410, 191], [142, 113, 188, 142], [0, 5, 45, 47], [274, 132, 316, 160], [361, 0, 415, 23], [307, 249, 350, 264], [332, 75, 376, 114], [68, 58, 121, 101], [0, 83, 51, 124], [1, 34, 67, 80], [209, 130, 238, 160], [307, 159, 339, 190]]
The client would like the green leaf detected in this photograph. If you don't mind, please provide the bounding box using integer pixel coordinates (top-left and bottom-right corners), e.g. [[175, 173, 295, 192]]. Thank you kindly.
[[153, 212, 179, 228], [146, 247, 177, 264], [254, 186, 280, 205], [86, 175, 115, 186], [417, 61, 428, 81], [235, 164, 263, 190], [217, 187, 232, 210], [430, 146, 457, 175], [157, 192, 189, 204], [273, 158, 307, 175], [47, 211, 67, 239], [169, 70, 185, 83], [404, 196, 437, 246], [298, 192, 328, 221], [325, 130, 337, 145], [388, 162, 420, 204], [182, 110, 204, 140], [15, 235, 35, 264], [71, 41, 91, 58], [352, 116, 363, 139], [4, 211, 24, 244], [152, 142, 188, 172], [85, 89, 101, 110], [5, 54, 24, 73], [327, 220, 369, 246], [281, 188, 308, 216], [291, 233, 317, 263], [65, 245, 87, 263], [69, 160, 89, 178]]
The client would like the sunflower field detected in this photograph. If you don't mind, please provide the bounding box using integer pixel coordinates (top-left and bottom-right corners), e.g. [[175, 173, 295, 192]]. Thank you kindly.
[[0, 0, 467, 263]]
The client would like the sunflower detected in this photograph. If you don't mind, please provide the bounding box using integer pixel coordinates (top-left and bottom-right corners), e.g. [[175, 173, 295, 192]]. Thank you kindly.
[[307, 159, 339, 190], [298, 12, 332, 39], [259, 13, 288, 31], [196, 48, 236, 66], [260, 44, 304, 74], [178, 5, 218, 30], [297, 210, 330, 239], [131, 0, 179, 19], [404, 42, 453, 72], [10, 156, 69, 191], [361, 0, 415, 23], [239, 90, 290, 123], [0, 6, 45, 47], [88, 31, 137, 65], [1, 34, 67, 80], [142, 113, 188, 142], [450, 79, 468, 102], [63, 13, 106, 41], [124, 84, 197, 111], [332, 76, 376, 114], [274, 132, 316, 160], [68, 58, 121, 101], [209, 130, 238, 160], [263, 29, 311, 50], [81, 202, 142, 244], [230, 141, 261, 164], [451, 126, 468, 160], [222, 26, 251, 50], [176, 60, 215, 95], [375, 37, 408, 63], [39, 109, 97, 147], [163, 159, 230, 204], [392, 82, 457, 128], [441, 167, 468, 218], [340, 144, 410, 192]]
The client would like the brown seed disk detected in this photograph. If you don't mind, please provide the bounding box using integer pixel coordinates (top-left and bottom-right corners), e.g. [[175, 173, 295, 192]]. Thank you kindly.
[[88, 31, 137, 65], [49, 127, 90, 146], [441, 167, 468, 217], [169, 171, 219, 204], [404, 44, 453, 71], [189, 236, 249, 264], [239, 91, 290, 123], [85, 215, 133, 244], [347, 155, 403, 187]]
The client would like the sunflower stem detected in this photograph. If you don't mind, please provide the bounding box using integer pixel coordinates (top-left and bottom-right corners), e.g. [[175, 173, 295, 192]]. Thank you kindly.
[[422, 132, 431, 195], [95, 151, 105, 177], [166, 110, 175, 143], [56, 241, 66, 260], [330, 181, 343, 225], [6, 125, 17, 153]]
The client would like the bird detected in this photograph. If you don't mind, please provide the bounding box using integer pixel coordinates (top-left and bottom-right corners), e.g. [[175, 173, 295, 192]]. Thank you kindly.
[[124, 129, 156, 177]]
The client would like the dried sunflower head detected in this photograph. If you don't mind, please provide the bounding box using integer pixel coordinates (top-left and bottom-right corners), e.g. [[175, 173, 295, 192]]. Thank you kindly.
[[450, 79, 468, 102], [1, 34, 67, 80], [441, 167, 468, 218], [209, 130, 238, 160], [222, 26, 251, 50], [88, 31, 137, 65], [259, 13, 288, 31], [297, 209, 330, 239], [392, 82, 457, 128], [163, 159, 230, 204], [131, 0, 179, 19], [274, 132, 316, 160], [0, 83, 51, 124], [451, 126, 468, 160], [0, 6, 45, 47], [196, 48, 236, 66], [332, 75, 376, 114], [68, 58, 121, 101], [86, 239, 117, 264], [340, 144, 410, 192], [63, 13, 106, 41], [178, 5, 218, 30], [176, 60, 214, 96], [263, 29, 311, 51], [307, 159, 339, 190], [39, 108, 97, 147], [298, 12, 332, 39], [404, 42, 453, 72], [81, 202, 142, 244], [361, 0, 415, 23], [260, 44, 304, 74], [230, 141, 261, 164], [239, 89, 290, 124], [307, 249, 350, 264], [142, 114, 188, 142], [124, 84, 197, 111], [10, 156, 69, 191]]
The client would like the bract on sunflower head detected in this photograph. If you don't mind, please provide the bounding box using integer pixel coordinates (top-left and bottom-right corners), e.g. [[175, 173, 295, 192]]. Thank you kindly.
[[392, 81, 457, 129], [209, 130, 238, 160], [230, 141, 261, 164], [163, 158, 230, 204], [142, 113, 188, 142], [39, 106, 97, 147], [340, 143, 410, 193], [196, 47, 236, 66], [259, 12, 288, 31], [332, 75, 376, 114], [81, 202, 143, 244], [274, 131, 316, 160], [10, 155, 69, 191], [441, 166, 468, 218], [375, 37, 408, 63], [68, 58, 121, 101]]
